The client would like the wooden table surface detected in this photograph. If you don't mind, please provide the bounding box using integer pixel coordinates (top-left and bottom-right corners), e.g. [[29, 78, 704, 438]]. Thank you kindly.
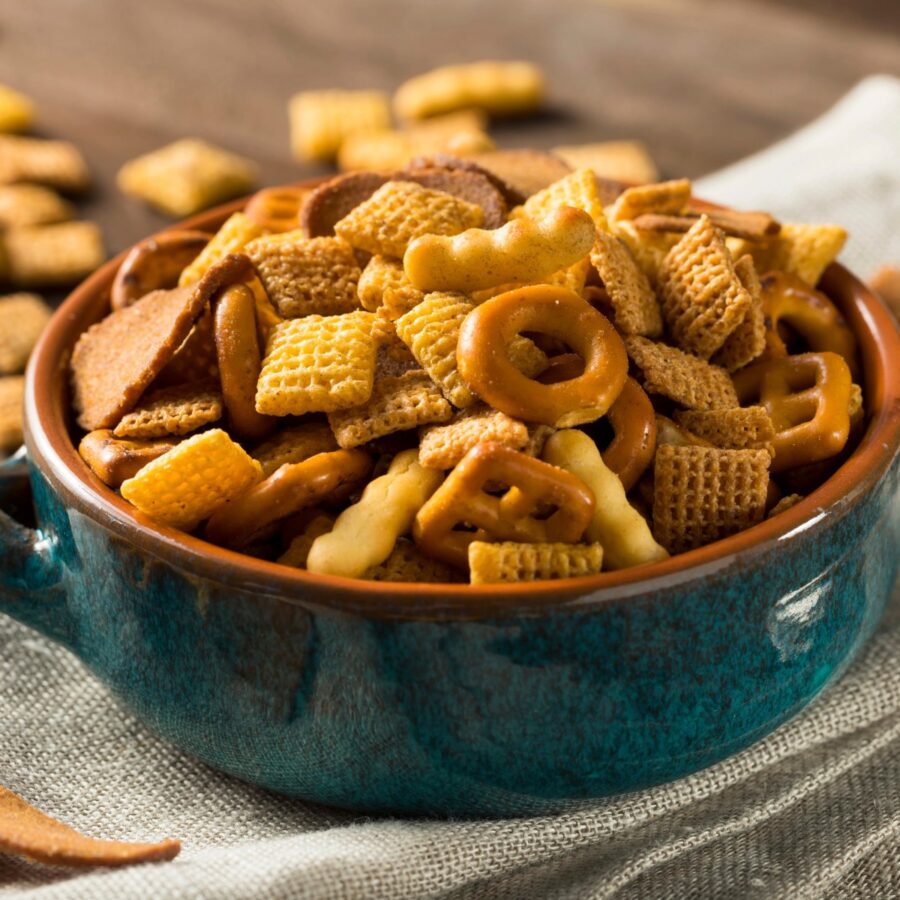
[[1, 0, 898, 261]]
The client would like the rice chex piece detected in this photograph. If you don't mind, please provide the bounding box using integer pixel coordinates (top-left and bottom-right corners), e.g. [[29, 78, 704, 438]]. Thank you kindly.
[[652, 444, 770, 553], [256, 311, 377, 416], [0, 293, 52, 374], [358, 254, 424, 314], [246, 232, 361, 318], [419, 405, 528, 469], [327, 370, 452, 449], [0, 184, 74, 228], [624, 335, 738, 410], [609, 178, 691, 222], [0, 375, 24, 451], [3, 222, 105, 287], [674, 406, 775, 454], [278, 512, 337, 568], [251, 421, 338, 477], [712, 254, 766, 372], [0, 135, 90, 192], [768, 493, 803, 518], [757, 223, 847, 287], [334, 181, 483, 258], [179, 212, 263, 286], [658, 215, 752, 359], [113, 381, 223, 439], [521, 167, 608, 228], [468, 541, 604, 584], [364, 539, 464, 583]]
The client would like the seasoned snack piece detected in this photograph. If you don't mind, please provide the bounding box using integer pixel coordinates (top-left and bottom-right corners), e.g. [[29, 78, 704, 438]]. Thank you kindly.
[[205, 449, 372, 548], [590, 230, 663, 336], [246, 232, 360, 319], [552, 141, 658, 185], [468, 540, 604, 584], [301, 172, 389, 238], [419, 405, 529, 470], [394, 61, 544, 120], [624, 335, 738, 410], [464, 149, 572, 202], [601, 377, 658, 492], [2, 221, 105, 287], [0, 135, 90, 193], [327, 370, 452, 449], [244, 185, 310, 233], [611, 220, 680, 288], [768, 493, 804, 518], [358, 254, 423, 313], [120, 429, 263, 532], [0, 85, 34, 133], [78, 430, 179, 488], [405, 152, 525, 206], [756, 223, 847, 287], [112, 230, 209, 309], [712, 254, 766, 372], [71, 254, 252, 430], [521, 167, 608, 228], [674, 406, 775, 454], [400, 166, 507, 229], [113, 381, 223, 439], [609, 179, 691, 223], [117, 139, 257, 217], [0, 375, 24, 450], [0, 784, 180, 868], [251, 420, 338, 477], [658, 215, 752, 359], [732, 351, 852, 472], [0, 293, 52, 374], [278, 511, 337, 568], [655, 414, 714, 448], [543, 429, 667, 569], [457, 286, 628, 427], [334, 181, 483, 258], [652, 444, 770, 553], [289, 90, 390, 162], [364, 538, 464, 583], [414, 442, 595, 568], [403, 207, 596, 293], [154, 310, 219, 388], [256, 311, 377, 416], [307, 449, 443, 577], [632, 209, 780, 242], [179, 213, 263, 287], [0, 184, 74, 228]]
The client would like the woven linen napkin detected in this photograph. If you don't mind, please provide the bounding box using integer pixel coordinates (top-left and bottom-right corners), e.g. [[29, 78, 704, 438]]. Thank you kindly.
[[1, 75, 899, 899]]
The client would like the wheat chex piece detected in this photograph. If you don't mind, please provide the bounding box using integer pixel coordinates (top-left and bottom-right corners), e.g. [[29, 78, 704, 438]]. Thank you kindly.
[[590, 230, 662, 336], [334, 181, 483, 258], [712, 254, 766, 372], [251, 420, 338, 477], [0, 135, 90, 193], [674, 406, 775, 455], [658, 215, 752, 359], [624, 335, 738, 410], [256, 311, 377, 416], [120, 428, 262, 532], [327, 370, 452, 448], [757, 223, 847, 287], [246, 232, 360, 319], [289, 90, 390, 162], [0, 85, 34, 133], [117, 139, 257, 217], [0, 293, 52, 374], [3, 221, 105, 287], [179, 212, 263, 286], [768, 493, 803, 518], [0, 375, 24, 450], [521, 167, 608, 229], [113, 381, 223, 439], [278, 511, 337, 568], [364, 539, 464, 583], [609, 178, 692, 223], [419, 405, 528, 469], [0, 184, 75, 229], [468, 540, 604, 584], [652, 444, 770, 553], [552, 141, 659, 185]]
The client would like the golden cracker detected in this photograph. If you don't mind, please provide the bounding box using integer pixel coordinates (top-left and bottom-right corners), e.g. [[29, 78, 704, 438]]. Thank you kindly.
[[468, 540, 604, 584]]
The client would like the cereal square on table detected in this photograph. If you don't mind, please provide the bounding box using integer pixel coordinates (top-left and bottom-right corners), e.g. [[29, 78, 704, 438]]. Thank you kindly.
[[0, 375, 25, 451], [0, 184, 74, 229], [289, 90, 390, 162], [0, 135, 90, 193], [0, 84, 34, 133], [2, 222, 105, 287], [0, 293, 52, 374]]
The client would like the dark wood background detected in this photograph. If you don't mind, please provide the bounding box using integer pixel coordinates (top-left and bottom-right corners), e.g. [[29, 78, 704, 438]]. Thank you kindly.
[[1, 0, 898, 259]]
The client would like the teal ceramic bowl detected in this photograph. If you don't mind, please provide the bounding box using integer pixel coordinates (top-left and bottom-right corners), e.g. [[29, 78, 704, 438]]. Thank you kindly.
[[1, 196, 898, 817]]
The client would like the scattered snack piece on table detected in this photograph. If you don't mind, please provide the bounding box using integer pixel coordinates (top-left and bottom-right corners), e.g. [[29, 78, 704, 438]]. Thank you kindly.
[[289, 90, 390, 162], [0, 375, 24, 452], [0, 184, 74, 229], [0, 85, 34, 133], [552, 141, 659, 185], [2, 221, 105, 287], [0, 293, 52, 374], [0, 135, 90, 193]]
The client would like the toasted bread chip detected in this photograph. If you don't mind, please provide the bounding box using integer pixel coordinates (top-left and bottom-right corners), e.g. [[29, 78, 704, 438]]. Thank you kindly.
[[364, 538, 464, 582], [246, 232, 361, 319], [521, 167, 608, 229], [406, 153, 533, 206], [0, 184, 74, 228], [552, 141, 658, 185], [251, 421, 338, 477], [3, 221, 105, 287], [78, 430, 179, 488], [256, 311, 377, 416], [632, 209, 780, 242], [464, 149, 572, 202], [328, 370, 451, 449], [0, 135, 90, 193], [0, 85, 34, 133], [468, 540, 604, 584], [609, 178, 691, 223], [419, 404, 528, 469], [301, 172, 390, 238], [652, 444, 770, 553], [712, 254, 766, 372], [289, 90, 390, 162], [0, 292, 51, 374], [624, 335, 739, 410], [757, 223, 847, 287], [179, 212, 263, 286], [117, 139, 257, 217], [768, 493, 804, 518], [334, 181, 483, 258], [674, 405, 775, 454], [278, 511, 337, 568], [113, 381, 223, 439], [154, 310, 219, 387], [400, 165, 507, 229], [0, 375, 24, 450]]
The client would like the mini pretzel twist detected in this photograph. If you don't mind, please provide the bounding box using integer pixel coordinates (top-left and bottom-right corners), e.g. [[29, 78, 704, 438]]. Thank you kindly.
[[244, 185, 310, 233]]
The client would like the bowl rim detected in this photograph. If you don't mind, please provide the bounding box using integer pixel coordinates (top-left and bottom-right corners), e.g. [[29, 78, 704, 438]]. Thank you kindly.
[[23, 186, 900, 618]]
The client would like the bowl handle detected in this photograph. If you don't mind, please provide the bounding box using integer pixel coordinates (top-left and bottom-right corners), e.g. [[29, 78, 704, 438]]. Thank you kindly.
[[0, 448, 73, 650]]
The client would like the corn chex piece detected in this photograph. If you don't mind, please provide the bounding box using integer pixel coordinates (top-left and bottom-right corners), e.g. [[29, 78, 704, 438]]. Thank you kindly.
[[120, 428, 263, 532], [468, 541, 604, 584], [278, 511, 337, 568], [251, 421, 338, 477], [552, 141, 659, 185], [611, 220, 679, 288], [364, 538, 464, 583], [674, 406, 775, 454], [113, 382, 223, 440], [652, 444, 770, 554], [590, 230, 663, 336], [0, 85, 34, 133], [768, 493, 803, 518], [327, 370, 452, 449], [0, 293, 52, 374], [0, 135, 90, 193], [658, 215, 752, 359], [419, 405, 528, 469], [246, 232, 361, 319], [256, 311, 377, 416], [757, 223, 847, 287], [179, 212, 263, 286], [609, 179, 692, 223], [334, 181, 483, 258], [2, 222, 105, 287], [117, 139, 257, 217], [521, 167, 608, 229], [712, 254, 766, 372], [0, 375, 24, 451], [289, 90, 390, 162], [0, 184, 74, 229], [358, 254, 425, 314], [624, 335, 738, 410]]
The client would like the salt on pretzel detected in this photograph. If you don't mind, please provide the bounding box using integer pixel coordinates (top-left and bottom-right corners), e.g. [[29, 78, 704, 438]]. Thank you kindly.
[[403, 207, 596, 293], [542, 429, 668, 570], [457, 285, 628, 427], [306, 449, 443, 577]]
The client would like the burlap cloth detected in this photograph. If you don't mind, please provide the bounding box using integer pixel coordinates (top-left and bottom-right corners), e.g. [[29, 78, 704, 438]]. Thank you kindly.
[[1, 76, 898, 899]]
